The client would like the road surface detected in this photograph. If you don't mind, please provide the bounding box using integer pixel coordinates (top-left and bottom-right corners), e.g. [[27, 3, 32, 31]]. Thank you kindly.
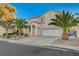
[[0, 41, 78, 56]]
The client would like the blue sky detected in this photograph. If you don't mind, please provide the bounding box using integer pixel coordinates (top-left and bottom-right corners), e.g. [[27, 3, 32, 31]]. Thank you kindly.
[[11, 3, 79, 19]]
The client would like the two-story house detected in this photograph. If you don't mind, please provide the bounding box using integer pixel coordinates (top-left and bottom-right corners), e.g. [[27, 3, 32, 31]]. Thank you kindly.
[[27, 10, 63, 37]]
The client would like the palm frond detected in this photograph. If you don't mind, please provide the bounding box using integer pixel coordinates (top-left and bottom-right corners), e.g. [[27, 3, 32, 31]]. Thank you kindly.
[[49, 11, 79, 29]]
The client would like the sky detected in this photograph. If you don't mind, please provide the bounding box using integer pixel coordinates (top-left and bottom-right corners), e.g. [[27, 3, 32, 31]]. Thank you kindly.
[[11, 3, 79, 19]]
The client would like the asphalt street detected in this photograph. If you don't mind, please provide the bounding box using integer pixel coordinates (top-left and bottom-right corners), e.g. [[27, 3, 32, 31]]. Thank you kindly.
[[0, 41, 78, 56]]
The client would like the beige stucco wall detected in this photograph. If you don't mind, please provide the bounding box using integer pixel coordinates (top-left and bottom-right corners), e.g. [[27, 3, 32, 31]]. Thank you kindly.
[[27, 10, 62, 36], [0, 26, 5, 35]]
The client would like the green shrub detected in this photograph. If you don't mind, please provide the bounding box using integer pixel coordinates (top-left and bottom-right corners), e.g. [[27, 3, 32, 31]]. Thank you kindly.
[[3, 33, 6, 36], [3, 32, 16, 36], [8, 32, 16, 35], [25, 34, 28, 36], [21, 33, 24, 36]]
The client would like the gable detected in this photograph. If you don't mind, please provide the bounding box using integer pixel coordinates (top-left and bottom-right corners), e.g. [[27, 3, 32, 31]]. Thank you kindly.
[[41, 10, 61, 24]]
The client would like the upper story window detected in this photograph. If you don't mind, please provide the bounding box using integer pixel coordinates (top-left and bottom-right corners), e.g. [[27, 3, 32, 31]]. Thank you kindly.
[[41, 17, 45, 24]]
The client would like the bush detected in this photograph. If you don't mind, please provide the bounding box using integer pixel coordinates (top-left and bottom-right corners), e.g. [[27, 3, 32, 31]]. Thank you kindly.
[[3, 33, 6, 36], [21, 33, 24, 36], [25, 34, 28, 36], [3, 32, 16, 36], [8, 32, 16, 35]]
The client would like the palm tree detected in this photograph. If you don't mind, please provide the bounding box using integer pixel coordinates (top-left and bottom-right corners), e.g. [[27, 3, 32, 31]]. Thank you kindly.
[[11, 18, 30, 36], [49, 11, 79, 40]]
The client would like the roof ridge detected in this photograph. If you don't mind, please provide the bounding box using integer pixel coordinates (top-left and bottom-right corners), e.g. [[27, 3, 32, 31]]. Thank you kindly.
[[48, 10, 61, 13]]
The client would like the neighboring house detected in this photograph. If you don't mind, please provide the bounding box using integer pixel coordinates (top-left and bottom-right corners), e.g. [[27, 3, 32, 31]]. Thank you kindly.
[[76, 13, 79, 37], [0, 26, 5, 35], [0, 26, 14, 36], [27, 10, 63, 37]]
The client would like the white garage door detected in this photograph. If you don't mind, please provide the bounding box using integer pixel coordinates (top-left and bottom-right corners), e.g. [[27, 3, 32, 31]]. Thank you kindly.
[[41, 30, 60, 36]]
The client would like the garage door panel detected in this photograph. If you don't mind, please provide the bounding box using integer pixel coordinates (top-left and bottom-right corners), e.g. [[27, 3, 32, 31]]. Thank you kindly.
[[42, 30, 60, 36]]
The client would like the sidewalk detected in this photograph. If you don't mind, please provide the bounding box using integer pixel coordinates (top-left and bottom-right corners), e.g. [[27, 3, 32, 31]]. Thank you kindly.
[[0, 36, 58, 46], [46, 37, 79, 51], [0, 36, 79, 51]]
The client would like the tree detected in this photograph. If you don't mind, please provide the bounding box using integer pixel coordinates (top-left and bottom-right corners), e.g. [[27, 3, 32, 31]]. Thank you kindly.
[[0, 3, 16, 36], [49, 11, 79, 40], [11, 18, 30, 36]]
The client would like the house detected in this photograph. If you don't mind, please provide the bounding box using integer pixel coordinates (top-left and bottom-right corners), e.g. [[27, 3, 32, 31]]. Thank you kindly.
[[0, 25, 15, 36], [27, 10, 63, 37], [26, 10, 79, 37], [0, 26, 5, 35]]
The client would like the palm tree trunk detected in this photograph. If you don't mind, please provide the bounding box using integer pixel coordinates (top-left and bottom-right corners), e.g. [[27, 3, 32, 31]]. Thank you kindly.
[[62, 28, 69, 40]]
